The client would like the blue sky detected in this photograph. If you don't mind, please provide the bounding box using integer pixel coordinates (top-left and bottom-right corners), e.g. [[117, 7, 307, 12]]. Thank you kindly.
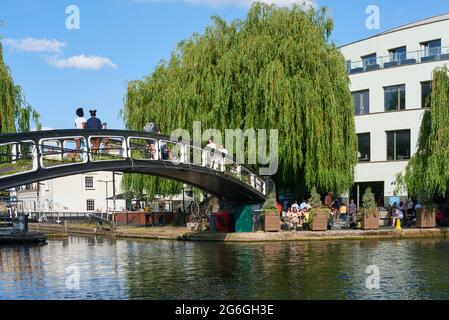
[[1, 0, 449, 130]]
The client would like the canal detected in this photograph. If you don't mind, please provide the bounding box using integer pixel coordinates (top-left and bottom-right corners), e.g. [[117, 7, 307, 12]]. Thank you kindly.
[[1, 236, 449, 299]]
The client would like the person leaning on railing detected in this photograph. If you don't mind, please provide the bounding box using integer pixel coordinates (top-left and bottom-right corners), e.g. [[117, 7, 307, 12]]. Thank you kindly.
[[101, 122, 110, 153], [73, 107, 87, 160], [143, 121, 161, 160], [86, 109, 102, 153]]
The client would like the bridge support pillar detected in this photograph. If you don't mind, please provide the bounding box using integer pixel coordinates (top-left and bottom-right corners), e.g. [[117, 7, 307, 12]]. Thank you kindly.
[[227, 177, 276, 233], [218, 200, 263, 233]]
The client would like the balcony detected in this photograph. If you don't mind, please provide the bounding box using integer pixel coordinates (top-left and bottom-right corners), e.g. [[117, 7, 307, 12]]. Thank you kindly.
[[347, 46, 449, 74]]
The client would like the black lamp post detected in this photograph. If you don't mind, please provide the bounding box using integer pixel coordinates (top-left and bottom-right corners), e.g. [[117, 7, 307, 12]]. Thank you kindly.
[[182, 184, 187, 226]]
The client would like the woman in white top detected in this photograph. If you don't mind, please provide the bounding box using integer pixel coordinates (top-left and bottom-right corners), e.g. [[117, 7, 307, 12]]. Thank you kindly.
[[74, 108, 87, 156]]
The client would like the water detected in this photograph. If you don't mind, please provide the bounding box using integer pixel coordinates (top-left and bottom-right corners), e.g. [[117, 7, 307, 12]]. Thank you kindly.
[[1, 236, 449, 300]]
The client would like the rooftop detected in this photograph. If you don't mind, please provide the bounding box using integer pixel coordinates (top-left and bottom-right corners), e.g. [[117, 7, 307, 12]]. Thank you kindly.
[[340, 12, 449, 48]]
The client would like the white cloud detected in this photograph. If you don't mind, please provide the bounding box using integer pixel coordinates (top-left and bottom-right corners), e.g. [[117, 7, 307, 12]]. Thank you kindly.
[[133, 0, 314, 7], [3, 37, 66, 53], [3, 37, 116, 72], [47, 55, 117, 70]]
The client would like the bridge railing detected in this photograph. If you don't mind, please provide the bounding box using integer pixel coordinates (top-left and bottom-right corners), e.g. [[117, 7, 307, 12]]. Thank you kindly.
[[0, 131, 267, 196], [0, 141, 38, 177]]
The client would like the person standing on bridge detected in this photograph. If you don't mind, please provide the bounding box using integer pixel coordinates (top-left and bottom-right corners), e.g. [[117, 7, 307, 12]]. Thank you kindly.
[[87, 109, 102, 153], [144, 120, 161, 160], [217, 144, 228, 171], [74, 108, 87, 161], [206, 137, 216, 168]]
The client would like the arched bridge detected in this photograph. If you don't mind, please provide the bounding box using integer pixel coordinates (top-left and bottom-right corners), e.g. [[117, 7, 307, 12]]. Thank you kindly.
[[0, 129, 267, 202]]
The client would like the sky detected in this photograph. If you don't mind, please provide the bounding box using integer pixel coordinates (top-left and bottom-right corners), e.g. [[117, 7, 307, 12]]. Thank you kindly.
[[1, 0, 449, 130]]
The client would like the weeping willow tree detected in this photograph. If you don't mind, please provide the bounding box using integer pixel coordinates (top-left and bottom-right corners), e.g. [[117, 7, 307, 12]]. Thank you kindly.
[[121, 2, 357, 199], [0, 39, 40, 133], [0, 38, 40, 162], [397, 66, 449, 202]]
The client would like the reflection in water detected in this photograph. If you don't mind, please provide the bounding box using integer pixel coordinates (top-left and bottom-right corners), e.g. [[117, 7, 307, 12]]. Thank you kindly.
[[1, 237, 449, 299]]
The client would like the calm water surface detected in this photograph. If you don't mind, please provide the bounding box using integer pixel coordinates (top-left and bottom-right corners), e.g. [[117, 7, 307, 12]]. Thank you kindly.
[[1, 236, 449, 300]]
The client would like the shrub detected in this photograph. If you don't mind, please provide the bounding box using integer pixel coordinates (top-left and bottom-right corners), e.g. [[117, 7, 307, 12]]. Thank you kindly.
[[309, 187, 322, 208], [262, 191, 279, 215], [361, 187, 377, 209]]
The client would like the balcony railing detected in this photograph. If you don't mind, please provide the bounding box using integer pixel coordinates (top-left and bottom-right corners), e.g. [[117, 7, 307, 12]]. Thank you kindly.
[[347, 46, 449, 74]]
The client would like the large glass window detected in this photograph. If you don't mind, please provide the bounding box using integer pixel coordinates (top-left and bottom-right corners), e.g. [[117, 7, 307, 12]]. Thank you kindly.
[[421, 39, 441, 57], [389, 46, 407, 62], [387, 130, 411, 161], [384, 85, 406, 111], [357, 133, 370, 162], [352, 90, 370, 115], [421, 81, 432, 108], [362, 53, 377, 68]]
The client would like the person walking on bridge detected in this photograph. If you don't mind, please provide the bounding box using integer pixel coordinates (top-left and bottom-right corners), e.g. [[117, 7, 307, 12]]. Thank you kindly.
[[87, 109, 102, 153]]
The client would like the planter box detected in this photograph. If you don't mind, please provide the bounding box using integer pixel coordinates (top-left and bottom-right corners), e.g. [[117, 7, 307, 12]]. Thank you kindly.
[[416, 208, 436, 228], [362, 209, 379, 230], [187, 222, 202, 232], [263, 213, 280, 232], [310, 209, 328, 231]]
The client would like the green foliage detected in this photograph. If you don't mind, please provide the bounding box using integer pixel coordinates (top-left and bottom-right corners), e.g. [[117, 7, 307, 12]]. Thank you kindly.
[[361, 187, 376, 209], [120, 2, 357, 197], [309, 187, 322, 208], [121, 173, 183, 200], [0, 39, 40, 137], [192, 187, 203, 202], [261, 191, 278, 214], [398, 66, 449, 203]]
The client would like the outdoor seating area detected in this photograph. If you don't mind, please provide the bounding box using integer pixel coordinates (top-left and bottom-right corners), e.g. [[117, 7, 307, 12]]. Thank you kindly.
[[269, 194, 441, 233]]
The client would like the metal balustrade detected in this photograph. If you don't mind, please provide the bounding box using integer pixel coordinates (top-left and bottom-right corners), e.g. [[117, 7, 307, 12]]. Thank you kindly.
[[347, 46, 449, 74], [0, 129, 267, 200]]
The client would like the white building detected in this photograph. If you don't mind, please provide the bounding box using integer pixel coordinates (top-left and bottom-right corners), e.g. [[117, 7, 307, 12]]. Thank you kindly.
[[17, 171, 126, 213], [340, 13, 449, 207]]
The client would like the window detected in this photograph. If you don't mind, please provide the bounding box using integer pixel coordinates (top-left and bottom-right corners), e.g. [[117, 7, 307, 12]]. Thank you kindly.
[[421, 39, 441, 57], [357, 133, 370, 162], [384, 85, 406, 111], [421, 81, 432, 108], [352, 90, 370, 115], [389, 46, 406, 62], [86, 199, 95, 211], [362, 53, 377, 68], [85, 176, 94, 189], [387, 130, 411, 161]]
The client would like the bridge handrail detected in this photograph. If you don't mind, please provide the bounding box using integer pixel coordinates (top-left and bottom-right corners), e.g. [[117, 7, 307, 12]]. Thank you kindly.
[[0, 129, 267, 197], [0, 129, 263, 175]]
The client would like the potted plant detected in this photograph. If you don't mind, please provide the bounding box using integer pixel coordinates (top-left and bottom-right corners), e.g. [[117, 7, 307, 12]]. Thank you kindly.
[[416, 197, 436, 228], [262, 191, 280, 232], [360, 187, 379, 230], [307, 187, 329, 231]]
